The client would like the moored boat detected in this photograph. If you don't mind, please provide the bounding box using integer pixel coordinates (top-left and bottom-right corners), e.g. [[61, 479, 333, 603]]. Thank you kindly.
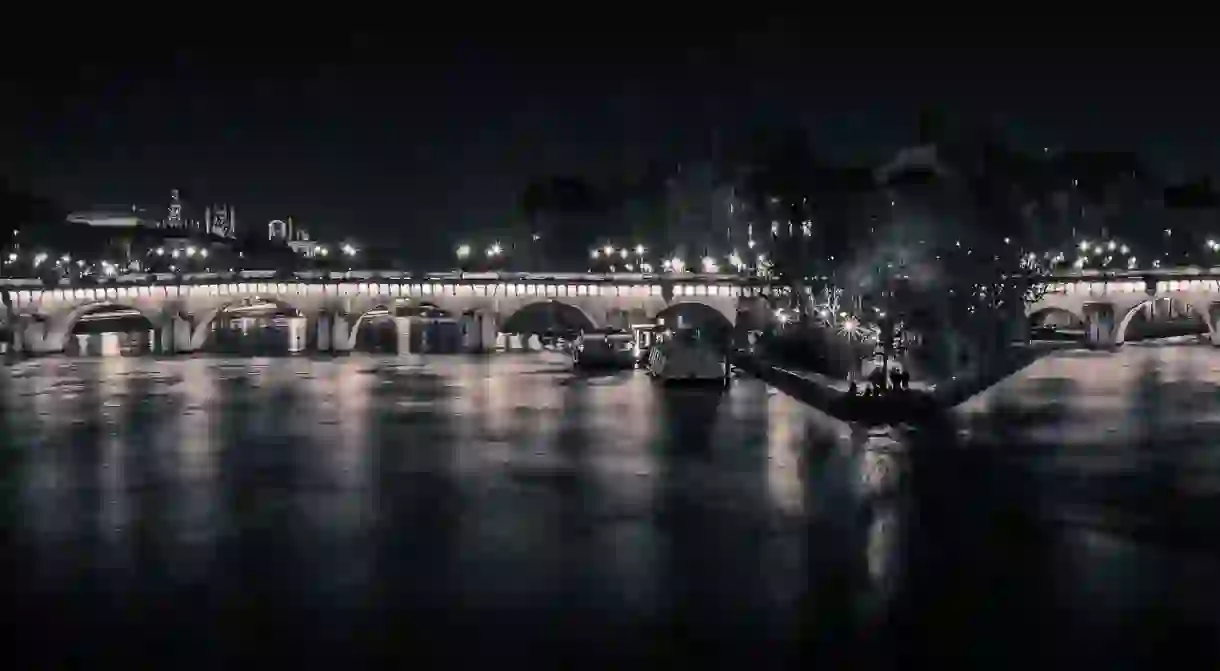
[[572, 328, 636, 369], [646, 327, 730, 385]]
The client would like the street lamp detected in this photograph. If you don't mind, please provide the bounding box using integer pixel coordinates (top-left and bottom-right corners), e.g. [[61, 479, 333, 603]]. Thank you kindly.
[[668, 257, 686, 273], [487, 242, 502, 257], [702, 256, 719, 273], [456, 244, 471, 260], [341, 243, 357, 257]]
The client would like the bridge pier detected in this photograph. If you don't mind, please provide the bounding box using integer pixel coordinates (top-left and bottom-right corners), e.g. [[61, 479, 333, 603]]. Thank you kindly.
[[1084, 303, 1117, 349], [156, 322, 175, 354], [331, 315, 354, 353], [313, 314, 332, 352], [460, 312, 498, 353], [173, 316, 194, 353], [1208, 303, 1220, 347], [394, 317, 413, 354], [288, 317, 308, 353]]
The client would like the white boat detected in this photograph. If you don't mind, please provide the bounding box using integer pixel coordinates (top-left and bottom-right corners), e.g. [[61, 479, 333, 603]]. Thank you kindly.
[[646, 328, 730, 385]]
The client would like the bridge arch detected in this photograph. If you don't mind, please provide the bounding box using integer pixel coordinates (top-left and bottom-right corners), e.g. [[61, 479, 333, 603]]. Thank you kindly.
[[654, 301, 735, 341], [346, 303, 400, 350], [1028, 306, 1086, 329], [46, 302, 164, 353], [189, 297, 307, 351], [500, 300, 599, 334], [1115, 297, 1215, 345]]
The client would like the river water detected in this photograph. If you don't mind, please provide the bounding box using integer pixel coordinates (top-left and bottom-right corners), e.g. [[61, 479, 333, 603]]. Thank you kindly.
[[1, 346, 1219, 667]]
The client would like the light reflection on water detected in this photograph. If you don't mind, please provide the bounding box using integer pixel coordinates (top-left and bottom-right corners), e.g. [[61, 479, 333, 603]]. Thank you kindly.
[[2, 347, 1220, 664]]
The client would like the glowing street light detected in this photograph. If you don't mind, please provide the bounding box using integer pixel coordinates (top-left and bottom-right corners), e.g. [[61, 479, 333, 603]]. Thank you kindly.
[[487, 242, 503, 257], [603, 245, 614, 257], [634, 244, 645, 256], [341, 243, 357, 257], [590, 249, 601, 259], [456, 244, 471, 259], [701, 256, 719, 273], [186, 246, 197, 257], [619, 248, 629, 259], [6, 252, 15, 262], [668, 257, 686, 273]]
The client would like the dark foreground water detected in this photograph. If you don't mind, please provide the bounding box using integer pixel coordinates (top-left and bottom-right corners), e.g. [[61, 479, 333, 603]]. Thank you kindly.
[[2, 349, 1219, 668]]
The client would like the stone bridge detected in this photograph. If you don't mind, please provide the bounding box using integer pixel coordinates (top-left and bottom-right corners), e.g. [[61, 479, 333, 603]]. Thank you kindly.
[[2, 278, 772, 354], [1029, 273, 1220, 348]]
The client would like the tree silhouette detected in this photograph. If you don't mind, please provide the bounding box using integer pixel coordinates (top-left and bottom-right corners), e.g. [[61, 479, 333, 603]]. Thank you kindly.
[[838, 120, 1056, 381]]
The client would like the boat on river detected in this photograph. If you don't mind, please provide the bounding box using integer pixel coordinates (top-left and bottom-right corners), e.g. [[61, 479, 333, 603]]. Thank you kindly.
[[572, 328, 636, 369], [646, 327, 730, 385]]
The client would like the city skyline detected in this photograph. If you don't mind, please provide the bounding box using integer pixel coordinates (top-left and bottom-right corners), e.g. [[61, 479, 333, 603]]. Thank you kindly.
[[6, 27, 1220, 265]]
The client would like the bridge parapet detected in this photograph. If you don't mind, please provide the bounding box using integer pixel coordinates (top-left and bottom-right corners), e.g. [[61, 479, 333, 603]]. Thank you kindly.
[[4, 279, 768, 355], [1029, 273, 1220, 348]]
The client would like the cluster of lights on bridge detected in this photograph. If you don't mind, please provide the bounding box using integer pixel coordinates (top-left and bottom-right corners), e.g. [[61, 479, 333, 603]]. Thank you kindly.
[[9, 225, 1220, 284], [449, 240, 771, 277], [586, 245, 766, 276]]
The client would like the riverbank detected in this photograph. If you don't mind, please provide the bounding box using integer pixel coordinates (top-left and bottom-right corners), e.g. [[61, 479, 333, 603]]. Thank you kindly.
[[735, 341, 1068, 423]]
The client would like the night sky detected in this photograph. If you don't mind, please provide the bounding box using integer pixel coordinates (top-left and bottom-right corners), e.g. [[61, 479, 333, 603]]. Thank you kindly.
[[3, 23, 1217, 264]]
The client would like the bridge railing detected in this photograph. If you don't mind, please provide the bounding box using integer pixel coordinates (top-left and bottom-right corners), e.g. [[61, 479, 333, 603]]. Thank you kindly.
[[0, 270, 778, 289]]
